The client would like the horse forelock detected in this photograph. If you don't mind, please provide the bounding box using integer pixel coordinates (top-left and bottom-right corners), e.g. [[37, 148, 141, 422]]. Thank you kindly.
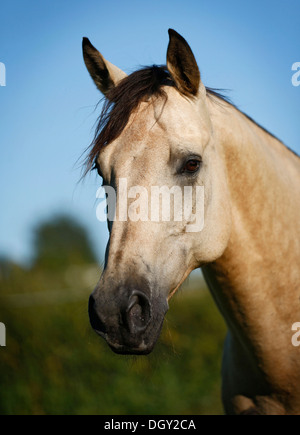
[[84, 65, 175, 173]]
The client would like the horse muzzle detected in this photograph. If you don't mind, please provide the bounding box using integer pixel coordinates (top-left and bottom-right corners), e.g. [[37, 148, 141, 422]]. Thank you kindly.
[[88, 286, 169, 355]]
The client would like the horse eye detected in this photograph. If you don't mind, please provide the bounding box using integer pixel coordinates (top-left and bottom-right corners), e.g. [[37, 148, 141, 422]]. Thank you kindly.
[[182, 159, 201, 174]]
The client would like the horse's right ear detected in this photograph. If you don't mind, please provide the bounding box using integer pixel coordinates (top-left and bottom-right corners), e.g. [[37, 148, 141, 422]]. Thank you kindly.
[[82, 38, 127, 97]]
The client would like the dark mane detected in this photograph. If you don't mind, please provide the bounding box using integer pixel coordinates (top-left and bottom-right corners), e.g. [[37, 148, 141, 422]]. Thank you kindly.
[[84, 65, 298, 173], [85, 66, 175, 173]]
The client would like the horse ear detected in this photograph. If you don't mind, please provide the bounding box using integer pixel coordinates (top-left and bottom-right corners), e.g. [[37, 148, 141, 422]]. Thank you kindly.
[[82, 37, 127, 96], [167, 29, 201, 97]]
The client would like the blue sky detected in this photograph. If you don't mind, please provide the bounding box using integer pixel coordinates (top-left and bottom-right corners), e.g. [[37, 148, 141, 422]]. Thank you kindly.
[[0, 0, 299, 264]]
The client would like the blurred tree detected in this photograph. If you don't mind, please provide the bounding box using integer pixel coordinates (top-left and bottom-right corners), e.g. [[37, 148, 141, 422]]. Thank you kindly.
[[0, 257, 16, 280], [32, 215, 97, 270]]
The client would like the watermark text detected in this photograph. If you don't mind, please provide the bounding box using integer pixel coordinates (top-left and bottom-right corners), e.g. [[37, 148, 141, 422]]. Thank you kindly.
[[0, 62, 6, 87], [292, 322, 300, 347], [96, 178, 205, 233], [292, 62, 300, 87], [0, 323, 6, 346]]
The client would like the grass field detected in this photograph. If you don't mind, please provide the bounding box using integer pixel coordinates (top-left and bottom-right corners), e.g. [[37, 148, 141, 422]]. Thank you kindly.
[[0, 264, 227, 415]]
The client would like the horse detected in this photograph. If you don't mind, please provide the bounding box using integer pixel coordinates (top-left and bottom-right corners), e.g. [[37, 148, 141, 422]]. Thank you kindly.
[[82, 29, 300, 415]]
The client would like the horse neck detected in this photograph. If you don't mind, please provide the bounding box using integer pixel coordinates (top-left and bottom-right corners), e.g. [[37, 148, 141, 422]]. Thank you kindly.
[[210, 99, 300, 232], [203, 97, 300, 350]]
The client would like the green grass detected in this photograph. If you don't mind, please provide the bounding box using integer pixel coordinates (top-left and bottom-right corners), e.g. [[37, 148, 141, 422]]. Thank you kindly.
[[0, 268, 227, 415]]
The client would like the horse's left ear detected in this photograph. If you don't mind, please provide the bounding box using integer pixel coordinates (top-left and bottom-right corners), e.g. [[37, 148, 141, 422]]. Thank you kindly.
[[82, 37, 127, 97], [167, 29, 201, 97]]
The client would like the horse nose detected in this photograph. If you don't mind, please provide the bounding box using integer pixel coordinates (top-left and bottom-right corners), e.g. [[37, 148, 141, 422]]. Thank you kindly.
[[88, 294, 107, 336], [124, 290, 151, 334]]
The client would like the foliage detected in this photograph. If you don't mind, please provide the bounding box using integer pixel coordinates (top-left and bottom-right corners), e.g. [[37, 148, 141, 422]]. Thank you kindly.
[[32, 215, 97, 270]]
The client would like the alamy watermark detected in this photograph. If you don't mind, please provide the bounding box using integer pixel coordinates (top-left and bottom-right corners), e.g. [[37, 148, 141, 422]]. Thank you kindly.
[[0, 323, 6, 347], [96, 178, 205, 232], [0, 62, 6, 87], [292, 323, 300, 347], [292, 62, 300, 87]]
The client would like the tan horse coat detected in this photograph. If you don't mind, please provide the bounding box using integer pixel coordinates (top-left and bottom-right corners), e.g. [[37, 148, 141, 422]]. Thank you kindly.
[[203, 99, 300, 414], [83, 30, 300, 415]]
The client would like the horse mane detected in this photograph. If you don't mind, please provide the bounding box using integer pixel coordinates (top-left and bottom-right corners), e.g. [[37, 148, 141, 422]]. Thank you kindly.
[[85, 65, 175, 173], [84, 65, 298, 174]]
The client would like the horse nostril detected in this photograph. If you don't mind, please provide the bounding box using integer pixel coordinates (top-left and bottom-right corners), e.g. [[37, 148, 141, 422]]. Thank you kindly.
[[88, 295, 107, 336], [125, 291, 151, 334]]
